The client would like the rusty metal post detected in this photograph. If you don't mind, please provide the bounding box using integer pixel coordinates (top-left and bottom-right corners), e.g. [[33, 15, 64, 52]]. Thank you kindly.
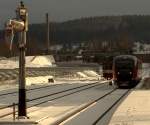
[[16, 1, 28, 118]]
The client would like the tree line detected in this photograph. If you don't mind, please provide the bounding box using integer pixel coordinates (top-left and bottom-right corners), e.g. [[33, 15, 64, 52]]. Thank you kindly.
[[0, 15, 150, 56]]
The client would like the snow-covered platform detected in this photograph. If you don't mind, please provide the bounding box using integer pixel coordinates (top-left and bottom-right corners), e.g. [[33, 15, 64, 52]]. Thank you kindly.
[[109, 90, 150, 125]]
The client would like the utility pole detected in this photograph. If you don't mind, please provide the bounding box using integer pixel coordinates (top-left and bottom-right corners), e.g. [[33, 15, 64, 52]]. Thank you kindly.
[[16, 1, 28, 118], [46, 13, 50, 54]]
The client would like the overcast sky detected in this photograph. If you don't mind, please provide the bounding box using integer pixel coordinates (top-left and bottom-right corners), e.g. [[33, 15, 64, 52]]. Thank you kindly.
[[0, 0, 150, 28]]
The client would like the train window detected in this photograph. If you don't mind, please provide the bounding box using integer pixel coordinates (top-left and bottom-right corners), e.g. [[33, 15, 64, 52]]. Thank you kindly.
[[115, 60, 134, 69]]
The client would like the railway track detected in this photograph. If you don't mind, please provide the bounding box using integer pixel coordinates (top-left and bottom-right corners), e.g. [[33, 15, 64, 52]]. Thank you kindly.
[[0, 84, 62, 97], [92, 89, 130, 125], [47, 88, 130, 125], [0, 81, 107, 119], [0, 81, 102, 104]]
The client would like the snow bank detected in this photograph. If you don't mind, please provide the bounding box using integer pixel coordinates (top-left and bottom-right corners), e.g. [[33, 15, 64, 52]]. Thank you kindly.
[[26, 75, 54, 86], [0, 59, 17, 69], [26, 56, 53, 67], [76, 72, 88, 78], [83, 70, 99, 77], [76, 70, 101, 80], [0, 55, 55, 69]]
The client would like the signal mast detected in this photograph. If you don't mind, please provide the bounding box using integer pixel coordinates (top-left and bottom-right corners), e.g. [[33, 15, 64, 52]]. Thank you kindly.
[[5, 1, 28, 118]]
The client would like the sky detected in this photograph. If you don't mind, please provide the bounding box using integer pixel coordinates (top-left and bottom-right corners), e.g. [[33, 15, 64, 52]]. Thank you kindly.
[[0, 0, 150, 28]]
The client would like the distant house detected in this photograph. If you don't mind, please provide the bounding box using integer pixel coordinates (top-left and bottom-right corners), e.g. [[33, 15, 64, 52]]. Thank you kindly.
[[133, 42, 150, 54]]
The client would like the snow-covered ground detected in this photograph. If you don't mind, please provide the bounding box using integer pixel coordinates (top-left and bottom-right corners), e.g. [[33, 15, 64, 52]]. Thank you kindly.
[[0, 55, 102, 90], [0, 58, 103, 124], [0, 55, 55, 69], [0, 55, 101, 93], [0, 56, 149, 125], [0, 80, 113, 125]]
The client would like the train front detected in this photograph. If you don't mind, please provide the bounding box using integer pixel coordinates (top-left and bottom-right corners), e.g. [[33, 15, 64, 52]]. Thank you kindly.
[[113, 56, 136, 87]]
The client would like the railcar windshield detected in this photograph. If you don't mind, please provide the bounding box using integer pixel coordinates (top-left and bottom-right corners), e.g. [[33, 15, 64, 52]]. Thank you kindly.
[[115, 59, 134, 69]]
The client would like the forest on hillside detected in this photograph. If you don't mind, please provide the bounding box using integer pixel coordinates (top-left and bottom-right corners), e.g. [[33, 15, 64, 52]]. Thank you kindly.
[[0, 15, 150, 56]]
